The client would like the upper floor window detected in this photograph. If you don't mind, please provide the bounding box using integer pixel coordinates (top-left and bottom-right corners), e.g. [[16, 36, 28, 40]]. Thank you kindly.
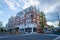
[[37, 15, 40, 19], [34, 14, 36, 18], [22, 11, 25, 13], [30, 14, 34, 18], [26, 19, 31, 24], [33, 8, 35, 12], [26, 14, 30, 18]]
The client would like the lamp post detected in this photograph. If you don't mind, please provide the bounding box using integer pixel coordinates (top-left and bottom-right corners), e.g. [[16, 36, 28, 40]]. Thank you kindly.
[[24, 24, 26, 33], [57, 13, 60, 27]]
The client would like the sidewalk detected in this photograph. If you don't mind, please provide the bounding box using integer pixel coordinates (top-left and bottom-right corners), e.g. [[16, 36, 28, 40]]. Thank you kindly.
[[53, 36, 60, 40]]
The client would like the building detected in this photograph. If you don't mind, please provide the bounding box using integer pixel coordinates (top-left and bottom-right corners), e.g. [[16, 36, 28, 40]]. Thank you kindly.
[[44, 25, 52, 33], [6, 6, 46, 34], [6, 16, 16, 33]]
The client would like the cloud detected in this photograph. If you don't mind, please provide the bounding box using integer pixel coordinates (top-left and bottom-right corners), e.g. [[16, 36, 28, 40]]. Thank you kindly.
[[47, 21, 59, 27], [53, 4, 60, 13], [4, 0, 60, 13], [45, 4, 60, 21], [20, 0, 40, 9], [40, 4, 60, 14], [0, 11, 4, 15], [38, 0, 60, 14], [5, 0, 20, 11], [19, 0, 59, 14], [43, 4, 58, 14], [36, 0, 60, 25], [39, 0, 60, 7]]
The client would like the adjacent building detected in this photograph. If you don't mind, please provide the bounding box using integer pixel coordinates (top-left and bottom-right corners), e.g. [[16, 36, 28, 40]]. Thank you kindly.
[[6, 6, 46, 34]]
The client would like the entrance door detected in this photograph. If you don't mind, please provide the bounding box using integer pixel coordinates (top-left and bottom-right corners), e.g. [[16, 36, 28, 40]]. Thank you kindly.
[[15, 27, 19, 34], [33, 28, 36, 32], [25, 28, 32, 33]]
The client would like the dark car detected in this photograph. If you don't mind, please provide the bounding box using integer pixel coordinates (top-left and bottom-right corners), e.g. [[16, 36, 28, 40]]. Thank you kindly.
[[52, 27, 60, 35]]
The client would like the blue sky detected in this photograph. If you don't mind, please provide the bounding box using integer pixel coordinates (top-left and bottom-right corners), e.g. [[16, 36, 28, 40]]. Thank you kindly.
[[0, 0, 60, 27]]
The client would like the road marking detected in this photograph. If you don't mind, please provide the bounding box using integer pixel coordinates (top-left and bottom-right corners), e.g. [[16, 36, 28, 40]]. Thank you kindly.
[[45, 34, 59, 36], [53, 36, 60, 40], [0, 36, 9, 38], [0, 35, 20, 39]]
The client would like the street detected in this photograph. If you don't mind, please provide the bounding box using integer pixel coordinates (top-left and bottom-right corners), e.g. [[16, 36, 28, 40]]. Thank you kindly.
[[0, 33, 59, 40]]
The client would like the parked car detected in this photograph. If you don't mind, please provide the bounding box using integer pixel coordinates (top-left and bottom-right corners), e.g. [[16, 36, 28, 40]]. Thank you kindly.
[[52, 27, 60, 35]]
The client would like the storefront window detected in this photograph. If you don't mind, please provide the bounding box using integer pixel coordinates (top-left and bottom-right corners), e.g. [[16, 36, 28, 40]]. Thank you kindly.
[[25, 28, 32, 33], [33, 28, 36, 32]]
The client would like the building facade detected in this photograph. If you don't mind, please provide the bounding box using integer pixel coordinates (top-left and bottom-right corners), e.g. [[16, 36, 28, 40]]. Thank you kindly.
[[6, 6, 46, 34]]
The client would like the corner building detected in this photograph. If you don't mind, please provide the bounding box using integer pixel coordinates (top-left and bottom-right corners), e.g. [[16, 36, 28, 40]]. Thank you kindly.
[[7, 6, 46, 34]]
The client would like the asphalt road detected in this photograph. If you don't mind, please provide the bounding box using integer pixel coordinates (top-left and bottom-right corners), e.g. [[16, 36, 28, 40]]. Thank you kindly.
[[0, 33, 59, 40]]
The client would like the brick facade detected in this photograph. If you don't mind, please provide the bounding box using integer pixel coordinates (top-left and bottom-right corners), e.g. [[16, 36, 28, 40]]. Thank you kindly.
[[6, 6, 46, 34]]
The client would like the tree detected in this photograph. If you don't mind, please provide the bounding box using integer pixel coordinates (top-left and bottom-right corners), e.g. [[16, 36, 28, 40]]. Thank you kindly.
[[50, 25, 54, 29], [0, 21, 3, 27], [0, 21, 3, 30], [0, 21, 5, 32], [40, 11, 45, 32], [58, 20, 60, 27]]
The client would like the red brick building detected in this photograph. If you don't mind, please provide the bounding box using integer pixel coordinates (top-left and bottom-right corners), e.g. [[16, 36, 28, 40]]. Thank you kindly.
[[6, 6, 46, 34]]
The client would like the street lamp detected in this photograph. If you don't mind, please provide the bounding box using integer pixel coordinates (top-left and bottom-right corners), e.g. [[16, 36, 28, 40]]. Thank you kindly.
[[57, 13, 60, 27]]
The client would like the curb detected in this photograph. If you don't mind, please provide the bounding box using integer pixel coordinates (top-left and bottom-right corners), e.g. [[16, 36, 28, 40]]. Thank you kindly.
[[53, 36, 60, 40]]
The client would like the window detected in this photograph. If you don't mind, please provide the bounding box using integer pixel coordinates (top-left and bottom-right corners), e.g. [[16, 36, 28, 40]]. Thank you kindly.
[[24, 9, 27, 13], [30, 14, 34, 18], [26, 19, 31, 24], [37, 16, 39, 19], [27, 9, 29, 12], [22, 11, 25, 13], [29, 7, 32, 11], [26, 14, 30, 18], [34, 14, 36, 18], [33, 28, 36, 32], [33, 19, 36, 22], [33, 9, 35, 12], [20, 20, 23, 23], [30, 13, 31, 15], [16, 13, 19, 16]]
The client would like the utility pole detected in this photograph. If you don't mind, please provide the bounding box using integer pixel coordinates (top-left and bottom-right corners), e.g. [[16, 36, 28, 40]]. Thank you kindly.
[[57, 13, 60, 27]]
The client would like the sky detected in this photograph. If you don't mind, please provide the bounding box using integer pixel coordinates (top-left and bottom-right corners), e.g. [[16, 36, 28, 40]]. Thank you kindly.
[[0, 0, 60, 27]]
